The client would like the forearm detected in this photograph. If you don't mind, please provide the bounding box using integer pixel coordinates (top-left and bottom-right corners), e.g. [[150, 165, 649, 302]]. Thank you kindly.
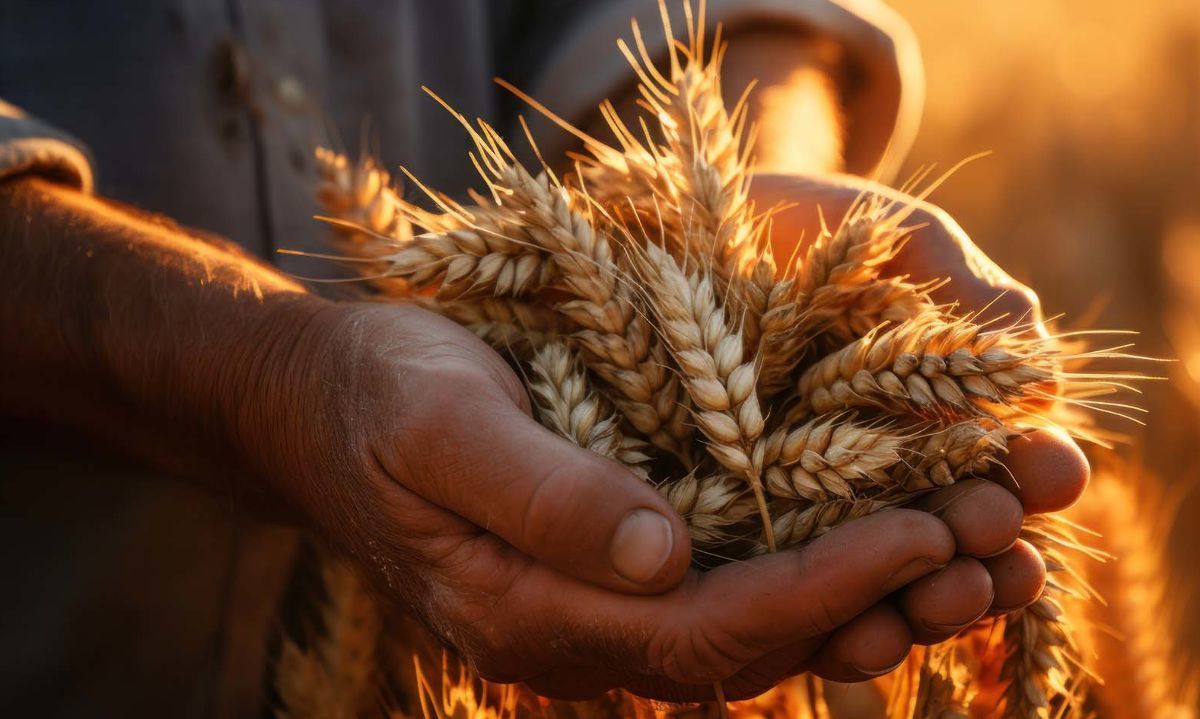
[[0, 177, 326, 493]]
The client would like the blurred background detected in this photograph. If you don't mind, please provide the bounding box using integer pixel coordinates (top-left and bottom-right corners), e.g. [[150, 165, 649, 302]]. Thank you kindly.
[[890, 0, 1200, 658]]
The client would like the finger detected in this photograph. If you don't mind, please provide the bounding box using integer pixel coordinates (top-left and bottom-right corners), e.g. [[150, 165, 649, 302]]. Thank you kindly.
[[750, 173, 1045, 331], [896, 557, 994, 645], [991, 427, 1090, 514], [909, 479, 1023, 558], [805, 604, 913, 683], [984, 539, 1047, 614], [497, 508, 953, 685], [400, 378, 692, 595]]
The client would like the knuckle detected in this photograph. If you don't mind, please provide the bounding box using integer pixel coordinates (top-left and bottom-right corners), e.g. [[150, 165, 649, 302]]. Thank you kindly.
[[520, 460, 592, 551], [804, 592, 843, 636], [887, 509, 955, 563]]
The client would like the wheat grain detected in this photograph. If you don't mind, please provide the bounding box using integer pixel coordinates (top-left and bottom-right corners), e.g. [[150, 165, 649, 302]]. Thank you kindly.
[[763, 494, 908, 550]]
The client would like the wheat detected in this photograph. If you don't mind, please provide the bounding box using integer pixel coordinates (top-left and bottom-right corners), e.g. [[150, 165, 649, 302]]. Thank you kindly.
[[793, 314, 1057, 419], [288, 2, 1154, 717], [891, 419, 1016, 491], [275, 558, 382, 719], [762, 414, 909, 501], [789, 203, 932, 341], [414, 296, 570, 355], [638, 241, 776, 549], [315, 147, 401, 241], [528, 341, 650, 473], [999, 515, 1098, 719], [909, 645, 974, 719], [763, 494, 909, 550], [659, 470, 758, 551]]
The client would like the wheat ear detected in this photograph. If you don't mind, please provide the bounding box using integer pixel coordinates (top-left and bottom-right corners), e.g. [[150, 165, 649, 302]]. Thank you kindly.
[[999, 515, 1097, 719], [275, 558, 382, 719], [528, 341, 651, 473], [790, 202, 934, 337], [421, 110, 697, 463], [639, 242, 776, 550], [890, 419, 1017, 491], [314, 147, 401, 241], [761, 414, 908, 501], [413, 297, 570, 356], [660, 470, 759, 552], [909, 645, 975, 719], [793, 314, 1056, 419]]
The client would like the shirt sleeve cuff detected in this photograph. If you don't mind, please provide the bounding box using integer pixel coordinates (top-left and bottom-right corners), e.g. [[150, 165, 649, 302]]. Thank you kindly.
[[520, 0, 923, 183], [0, 99, 95, 193]]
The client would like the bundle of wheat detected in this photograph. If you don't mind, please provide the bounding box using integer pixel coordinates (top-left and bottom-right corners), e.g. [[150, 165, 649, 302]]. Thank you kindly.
[[282, 2, 1152, 717]]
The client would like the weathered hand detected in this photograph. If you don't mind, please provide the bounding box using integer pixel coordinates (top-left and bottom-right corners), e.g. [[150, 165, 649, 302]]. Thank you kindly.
[[246, 302, 973, 701], [751, 173, 1090, 643]]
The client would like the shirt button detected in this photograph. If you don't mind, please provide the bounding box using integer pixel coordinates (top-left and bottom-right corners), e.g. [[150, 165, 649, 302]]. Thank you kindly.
[[275, 75, 308, 110]]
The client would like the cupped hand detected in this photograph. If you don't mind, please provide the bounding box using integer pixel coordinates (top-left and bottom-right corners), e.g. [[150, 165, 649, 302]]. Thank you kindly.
[[752, 173, 1091, 645], [243, 301, 971, 702]]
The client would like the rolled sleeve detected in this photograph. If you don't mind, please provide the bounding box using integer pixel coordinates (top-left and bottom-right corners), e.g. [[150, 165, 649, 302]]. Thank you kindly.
[[0, 99, 94, 193], [521, 0, 923, 182]]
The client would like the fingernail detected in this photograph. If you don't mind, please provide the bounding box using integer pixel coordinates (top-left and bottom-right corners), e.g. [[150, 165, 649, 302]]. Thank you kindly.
[[882, 557, 946, 593], [922, 605, 990, 634], [852, 655, 907, 677], [610, 509, 674, 584]]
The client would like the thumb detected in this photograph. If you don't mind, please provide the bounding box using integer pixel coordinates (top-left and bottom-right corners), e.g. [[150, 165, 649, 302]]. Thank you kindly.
[[399, 369, 693, 594]]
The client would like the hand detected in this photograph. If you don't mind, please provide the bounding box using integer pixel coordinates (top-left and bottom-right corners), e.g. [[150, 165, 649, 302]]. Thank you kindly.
[[244, 302, 978, 701], [751, 173, 1091, 641]]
